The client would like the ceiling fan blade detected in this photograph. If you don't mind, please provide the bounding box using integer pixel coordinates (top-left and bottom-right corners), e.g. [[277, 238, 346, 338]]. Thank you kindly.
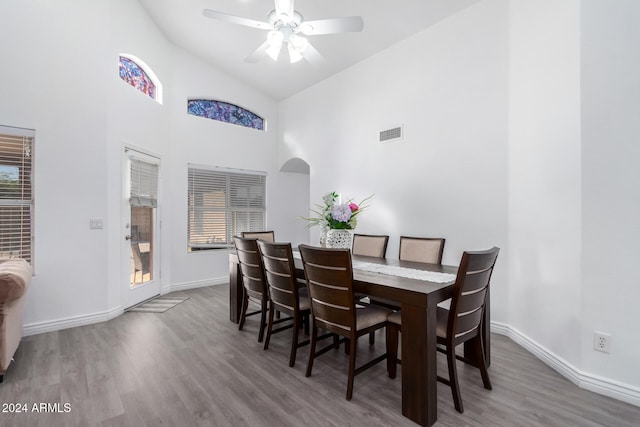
[[244, 41, 271, 63], [203, 9, 272, 30], [274, 0, 295, 21], [301, 42, 325, 67], [300, 16, 364, 35]]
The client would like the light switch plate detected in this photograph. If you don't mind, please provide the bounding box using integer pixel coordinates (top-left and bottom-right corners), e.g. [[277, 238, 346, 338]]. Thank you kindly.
[[90, 218, 104, 229]]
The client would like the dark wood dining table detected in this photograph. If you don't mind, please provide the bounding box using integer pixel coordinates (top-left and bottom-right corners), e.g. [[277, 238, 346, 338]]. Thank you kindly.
[[229, 252, 490, 427]]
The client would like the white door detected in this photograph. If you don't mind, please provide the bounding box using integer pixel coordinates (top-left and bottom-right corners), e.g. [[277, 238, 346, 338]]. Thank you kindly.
[[123, 148, 161, 308]]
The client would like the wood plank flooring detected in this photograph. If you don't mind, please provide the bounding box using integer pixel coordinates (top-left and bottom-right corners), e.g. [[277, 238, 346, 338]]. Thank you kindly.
[[1, 285, 638, 426]]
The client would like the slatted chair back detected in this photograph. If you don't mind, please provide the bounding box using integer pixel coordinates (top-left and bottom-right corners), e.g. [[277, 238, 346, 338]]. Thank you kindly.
[[298, 245, 356, 337], [448, 247, 499, 345], [398, 236, 445, 264], [257, 241, 300, 314], [233, 236, 270, 342], [352, 234, 389, 258], [233, 237, 267, 302]]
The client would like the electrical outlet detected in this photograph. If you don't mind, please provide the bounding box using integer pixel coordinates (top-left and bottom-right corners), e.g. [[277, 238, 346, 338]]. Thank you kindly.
[[593, 332, 611, 353]]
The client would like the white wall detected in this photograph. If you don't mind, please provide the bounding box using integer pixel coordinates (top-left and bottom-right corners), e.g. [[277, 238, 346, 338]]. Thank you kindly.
[[279, 0, 510, 319], [267, 169, 310, 247], [160, 36, 308, 293], [508, 0, 640, 403], [508, 0, 583, 366], [0, 0, 111, 327], [160, 46, 278, 289], [0, 0, 305, 330], [279, 0, 640, 405], [581, 0, 640, 389]]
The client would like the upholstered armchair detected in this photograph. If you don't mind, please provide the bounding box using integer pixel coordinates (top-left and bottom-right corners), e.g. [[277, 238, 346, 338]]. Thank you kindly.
[[0, 259, 32, 382]]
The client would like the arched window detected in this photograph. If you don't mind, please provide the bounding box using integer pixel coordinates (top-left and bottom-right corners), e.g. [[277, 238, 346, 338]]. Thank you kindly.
[[187, 100, 265, 131], [119, 55, 162, 102]]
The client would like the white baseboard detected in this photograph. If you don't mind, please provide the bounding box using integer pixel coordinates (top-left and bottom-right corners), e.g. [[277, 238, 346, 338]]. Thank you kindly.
[[162, 277, 227, 294], [23, 277, 227, 337], [23, 305, 123, 337], [491, 321, 640, 408]]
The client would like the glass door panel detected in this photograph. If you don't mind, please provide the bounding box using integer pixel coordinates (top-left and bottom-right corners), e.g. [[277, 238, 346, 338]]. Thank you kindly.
[[130, 206, 153, 286]]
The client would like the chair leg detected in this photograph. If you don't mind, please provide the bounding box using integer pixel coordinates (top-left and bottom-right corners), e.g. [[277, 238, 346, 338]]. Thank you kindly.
[[306, 324, 318, 377], [289, 312, 301, 367], [346, 336, 357, 401], [263, 303, 275, 350], [447, 344, 464, 413], [238, 293, 249, 331], [257, 300, 267, 343], [369, 331, 375, 345], [303, 313, 310, 335], [476, 336, 492, 390], [386, 324, 399, 379]]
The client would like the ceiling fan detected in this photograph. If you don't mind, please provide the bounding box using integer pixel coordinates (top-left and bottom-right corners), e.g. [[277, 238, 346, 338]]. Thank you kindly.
[[203, 0, 364, 65]]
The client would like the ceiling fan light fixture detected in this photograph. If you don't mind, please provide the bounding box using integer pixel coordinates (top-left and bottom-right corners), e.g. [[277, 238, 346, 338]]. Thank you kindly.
[[287, 43, 303, 63], [267, 30, 284, 47], [203, 0, 364, 66], [266, 43, 282, 61], [289, 33, 308, 53], [266, 30, 284, 60]]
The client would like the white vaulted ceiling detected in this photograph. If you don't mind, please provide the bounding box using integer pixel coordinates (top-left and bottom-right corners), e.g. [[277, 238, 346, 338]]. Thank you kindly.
[[138, 0, 480, 100]]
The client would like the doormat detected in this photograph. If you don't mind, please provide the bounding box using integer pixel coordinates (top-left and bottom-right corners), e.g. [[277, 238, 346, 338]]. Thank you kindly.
[[126, 296, 189, 313]]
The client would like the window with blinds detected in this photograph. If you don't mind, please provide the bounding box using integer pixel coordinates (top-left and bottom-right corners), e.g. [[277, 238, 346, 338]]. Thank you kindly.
[[130, 159, 159, 207], [188, 165, 266, 250], [0, 126, 34, 263]]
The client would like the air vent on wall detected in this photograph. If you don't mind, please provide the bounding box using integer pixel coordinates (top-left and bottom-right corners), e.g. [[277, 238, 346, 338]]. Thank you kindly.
[[379, 125, 403, 143]]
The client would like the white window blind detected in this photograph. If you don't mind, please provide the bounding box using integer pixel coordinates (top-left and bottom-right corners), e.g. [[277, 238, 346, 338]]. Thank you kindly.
[[130, 159, 158, 207], [0, 127, 34, 263], [188, 165, 266, 249]]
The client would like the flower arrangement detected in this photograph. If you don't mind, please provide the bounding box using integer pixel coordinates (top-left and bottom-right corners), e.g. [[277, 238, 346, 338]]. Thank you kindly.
[[302, 191, 373, 230]]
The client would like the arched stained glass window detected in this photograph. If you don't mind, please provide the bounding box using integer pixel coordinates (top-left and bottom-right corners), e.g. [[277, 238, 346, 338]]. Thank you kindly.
[[187, 99, 265, 131], [119, 56, 156, 100]]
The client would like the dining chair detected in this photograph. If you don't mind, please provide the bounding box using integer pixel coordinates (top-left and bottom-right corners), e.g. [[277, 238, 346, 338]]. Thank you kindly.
[[386, 247, 500, 413], [131, 242, 150, 284], [257, 240, 311, 367], [351, 233, 389, 258], [398, 236, 445, 264], [241, 230, 275, 242], [298, 244, 392, 401], [233, 236, 269, 342], [371, 236, 447, 313]]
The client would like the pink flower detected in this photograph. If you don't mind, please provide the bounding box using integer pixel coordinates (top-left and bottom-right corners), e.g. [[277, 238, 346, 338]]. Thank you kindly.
[[349, 203, 359, 212]]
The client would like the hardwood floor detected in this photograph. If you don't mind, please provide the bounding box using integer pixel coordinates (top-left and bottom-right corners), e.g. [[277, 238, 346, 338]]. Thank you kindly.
[[1, 285, 638, 426]]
